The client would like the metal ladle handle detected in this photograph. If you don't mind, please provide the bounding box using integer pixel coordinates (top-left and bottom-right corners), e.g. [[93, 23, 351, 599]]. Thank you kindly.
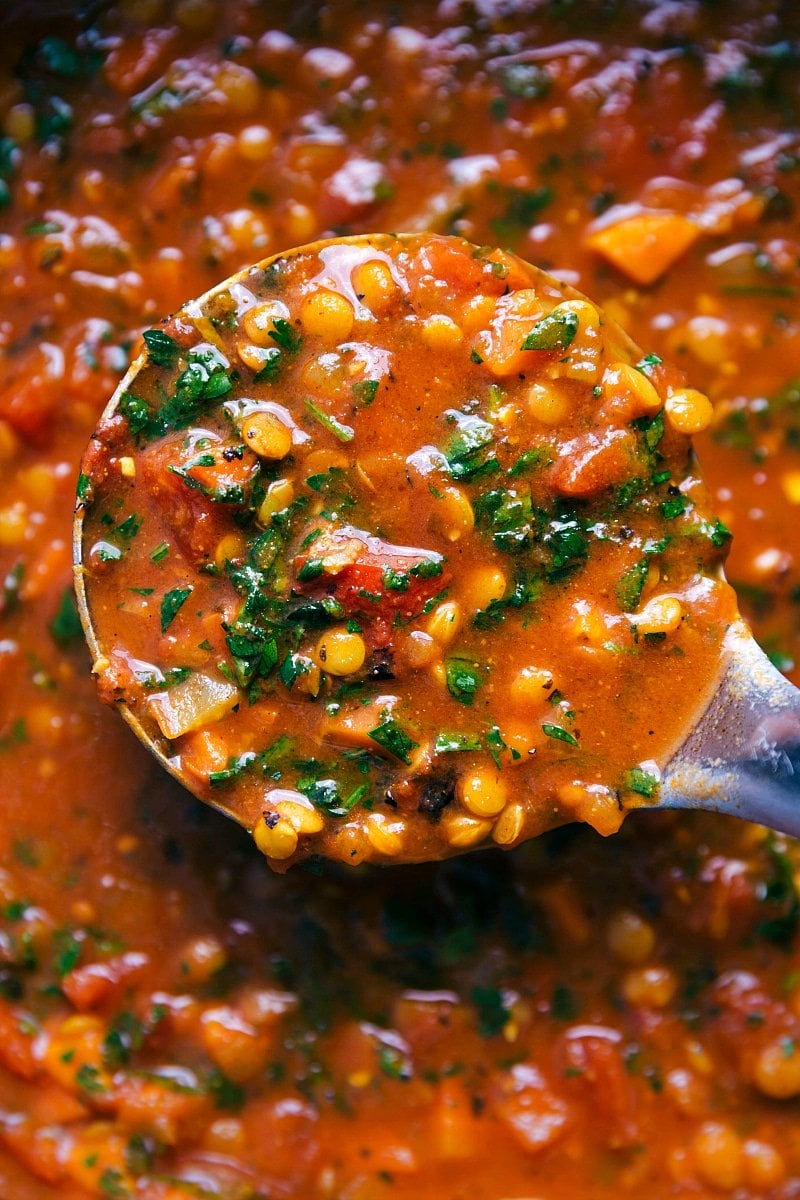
[[662, 620, 800, 833]]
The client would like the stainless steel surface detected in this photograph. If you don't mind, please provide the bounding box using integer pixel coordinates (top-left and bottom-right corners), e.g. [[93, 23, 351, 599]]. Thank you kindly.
[[662, 619, 800, 832]]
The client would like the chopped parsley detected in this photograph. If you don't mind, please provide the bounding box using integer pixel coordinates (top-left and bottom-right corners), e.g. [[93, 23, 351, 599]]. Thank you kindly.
[[368, 716, 418, 764], [304, 397, 354, 442], [268, 317, 302, 353], [625, 766, 659, 797], [542, 723, 579, 748], [521, 309, 579, 352], [352, 378, 380, 406], [445, 657, 482, 706], [160, 587, 192, 633], [49, 588, 83, 645], [142, 328, 179, 367], [443, 409, 498, 481], [616, 558, 649, 613], [434, 731, 483, 754]]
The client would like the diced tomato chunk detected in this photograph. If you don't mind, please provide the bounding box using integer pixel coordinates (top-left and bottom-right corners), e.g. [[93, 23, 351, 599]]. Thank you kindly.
[[139, 432, 258, 566], [550, 427, 638, 497], [293, 526, 449, 647]]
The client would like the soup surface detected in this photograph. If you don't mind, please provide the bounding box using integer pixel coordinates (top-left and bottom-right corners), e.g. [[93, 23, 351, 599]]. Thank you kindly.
[[78, 231, 735, 867], [1, 1, 800, 1197]]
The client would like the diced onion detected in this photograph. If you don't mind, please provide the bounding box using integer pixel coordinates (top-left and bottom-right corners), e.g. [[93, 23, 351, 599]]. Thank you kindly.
[[148, 673, 240, 740]]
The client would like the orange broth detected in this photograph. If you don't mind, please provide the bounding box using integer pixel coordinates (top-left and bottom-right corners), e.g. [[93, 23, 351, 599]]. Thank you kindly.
[[0, 2, 800, 1196], [77, 232, 735, 868]]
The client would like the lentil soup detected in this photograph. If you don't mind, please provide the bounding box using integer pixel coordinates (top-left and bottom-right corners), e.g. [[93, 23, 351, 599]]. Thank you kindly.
[[77, 232, 736, 868], [2, 1, 800, 1197]]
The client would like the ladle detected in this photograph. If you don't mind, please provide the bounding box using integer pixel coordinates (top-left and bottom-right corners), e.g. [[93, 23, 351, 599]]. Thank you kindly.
[[73, 234, 800, 861]]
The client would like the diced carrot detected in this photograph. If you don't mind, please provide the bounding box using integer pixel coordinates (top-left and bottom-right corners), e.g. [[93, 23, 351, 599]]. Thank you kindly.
[[103, 27, 178, 96], [61, 951, 149, 1012], [561, 1034, 640, 1149], [40, 1013, 114, 1097], [28, 1082, 88, 1126], [429, 1077, 487, 1160], [200, 1004, 275, 1083], [0, 1000, 40, 1081], [473, 289, 548, 377], [321, 697, 400, 752], [180, 728, 231, 785], [63, 1123, 131, 1194], [0, 1119, 66, 1185], [114, 1074, 211, 1145], [585, 207, 700, 285]]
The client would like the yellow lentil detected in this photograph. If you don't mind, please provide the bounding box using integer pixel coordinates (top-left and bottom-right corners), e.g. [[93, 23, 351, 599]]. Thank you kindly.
[[426, 599, 463, 646], [364, 813, 405, 857], [492, 802, 525, 845], [509, 666, 554, 709], [665, 388, 714, 435], [606, 909, 656, 964], [692, 1121, 744, 1192], [621, 964, 678, 1009], [421, 313, 464, 351], [241, 410, 293, 460], [527, 380, 570, 424], [242, 300, 292, 346], [633, 595, 683, 635], [253, 814, 299, 860], [300, 289, 355, 341], [314, 627, 367, 676], [753, 1037, 800, 1098], [458, 765, 508, 817], [351, 259, 399, 313]]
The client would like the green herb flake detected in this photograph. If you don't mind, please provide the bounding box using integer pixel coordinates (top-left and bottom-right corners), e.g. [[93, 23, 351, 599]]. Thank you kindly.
[[521, 309, 579, 352], [542, 723, 579, 748], [142, 328, 180, 367], [471, 986, 510, 1037], [268, 318, 302, 353], [98, 1168, 130, 1198], [551, 983, 579, 1021], [661, 493, 688, 519], [635, 353, 663, 378], [444, 409, 497, 481], [304, 397, 354, 443], [707, 517, 732, 547], [207, 1067, 245, 1111], [0, 715, 27, 753], [378, 1044, 412, 1081], [76, 1063, 106, 1095], [297, 558, 324, 583], [632, 409, 665, 453], [445, 657, 482, 706], [615, 559, 649, 613], [508, 447, 549, 477], [625, 766, 659, 798], [490, 185, 554, 240], [12, 837, 38, 866], [435, 731, 483, 754], [352, 379, 380, 407], [118, 390, 152, 438], [160, 587, 192, 633], [49, 588, 83, 646], [150, 541, 170, 563], [254, 346, 283, 381], [368, 717, 418, 764]]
